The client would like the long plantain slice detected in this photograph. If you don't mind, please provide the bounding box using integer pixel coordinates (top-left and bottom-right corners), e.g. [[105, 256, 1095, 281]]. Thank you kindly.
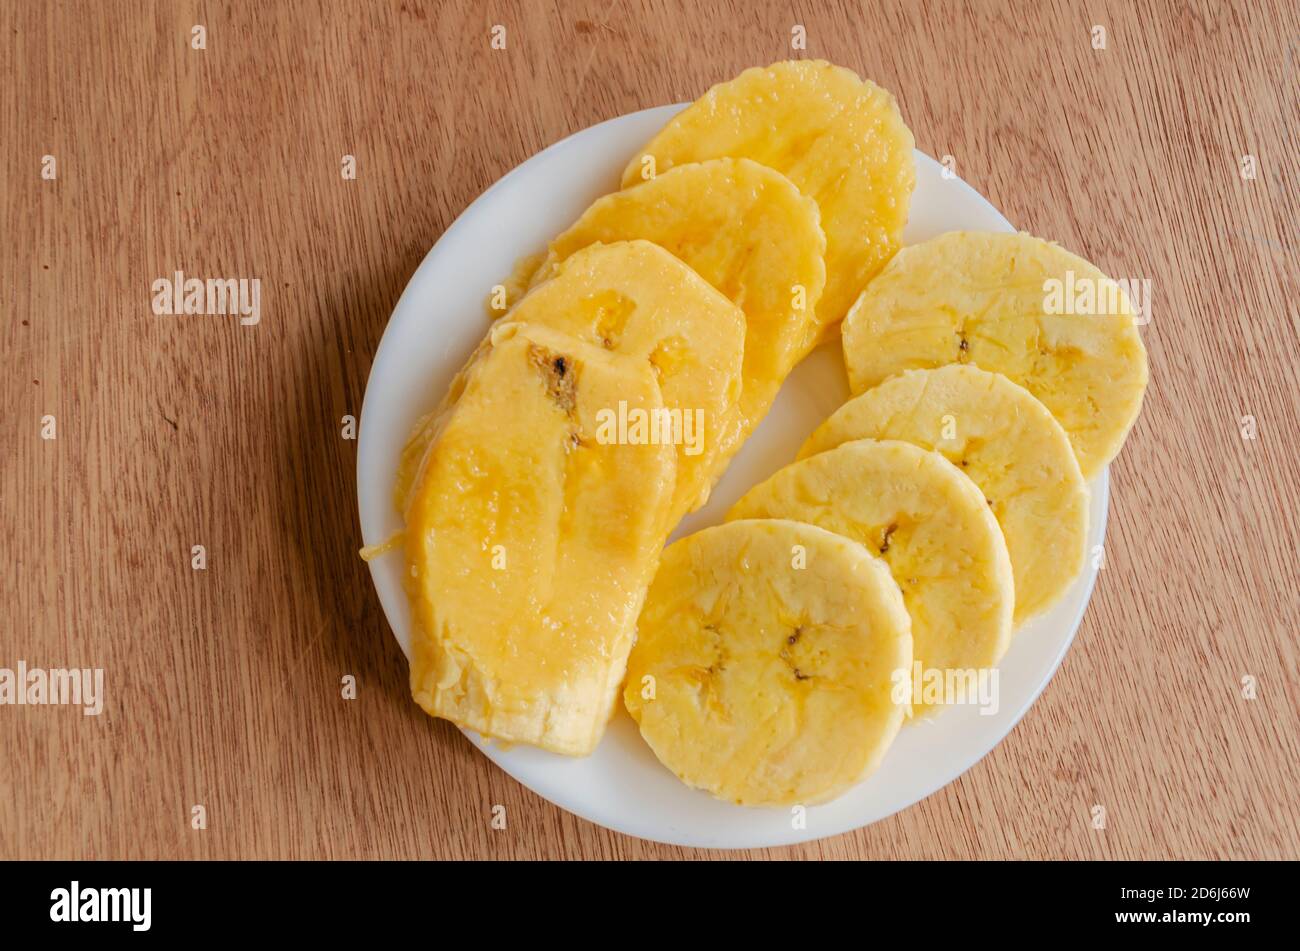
[[841, 231, 1148, 477], [728, 439, 1013, 714], [801, 365, 1088, 624], [405, 322, 676, 756], [624, 519, 911, 806], [527, 157, 826, 459], [622, 60, 915, 329]]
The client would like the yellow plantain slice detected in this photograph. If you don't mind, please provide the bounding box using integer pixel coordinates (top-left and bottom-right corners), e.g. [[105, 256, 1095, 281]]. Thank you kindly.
[[841, 231, 1149, 477], [622, 59, 915, 330], [405, 322, 676, 756], [624, 519, 911, 806]]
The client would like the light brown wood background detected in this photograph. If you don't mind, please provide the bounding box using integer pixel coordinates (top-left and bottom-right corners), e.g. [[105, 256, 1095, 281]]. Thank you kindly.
[[3, 0, 1298, 860]]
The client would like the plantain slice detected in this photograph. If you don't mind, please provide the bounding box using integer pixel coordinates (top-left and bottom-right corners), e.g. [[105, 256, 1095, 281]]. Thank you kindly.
[[624, 518, 911, 806], [405, 322, 676, 756], [622, 59, 915, 330], [841, 231, 1148, 477]]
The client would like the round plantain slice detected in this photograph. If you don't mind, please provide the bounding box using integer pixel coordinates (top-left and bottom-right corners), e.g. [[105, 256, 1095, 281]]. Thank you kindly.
[[728, 439, 1013, 714], [841, 231, 1149, 478], [528, 157, 827, 459], [624, 518, 912, 807], [801, 365, 1088, 624], [621, 59, 916, 330]]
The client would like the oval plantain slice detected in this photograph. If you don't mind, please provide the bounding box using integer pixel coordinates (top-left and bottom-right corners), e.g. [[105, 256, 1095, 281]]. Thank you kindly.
[[406, 322, 677, 756], [624, 518, 911, 806], [504, 240, 744, 522], [801, 365, 1088, 624], [841, 231, 1149, 477], [527, 157, 827, 459], [728, 439, 1013, 714], [621, 59, 916, 330]]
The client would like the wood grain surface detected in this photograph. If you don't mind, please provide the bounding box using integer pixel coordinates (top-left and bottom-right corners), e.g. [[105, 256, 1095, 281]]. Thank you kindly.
[[3, 0, 1298, 860]]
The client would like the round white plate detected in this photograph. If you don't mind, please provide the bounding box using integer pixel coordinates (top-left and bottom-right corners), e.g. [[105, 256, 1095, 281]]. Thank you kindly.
[[358, 104, 1108, 849]]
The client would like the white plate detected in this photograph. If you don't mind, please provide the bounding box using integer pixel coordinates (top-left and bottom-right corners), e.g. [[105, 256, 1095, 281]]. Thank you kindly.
[[357, 104, 1107, 849]]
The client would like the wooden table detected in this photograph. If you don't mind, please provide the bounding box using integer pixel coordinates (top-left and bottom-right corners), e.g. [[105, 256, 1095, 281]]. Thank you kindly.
[[5, 0, 1298, 860]]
